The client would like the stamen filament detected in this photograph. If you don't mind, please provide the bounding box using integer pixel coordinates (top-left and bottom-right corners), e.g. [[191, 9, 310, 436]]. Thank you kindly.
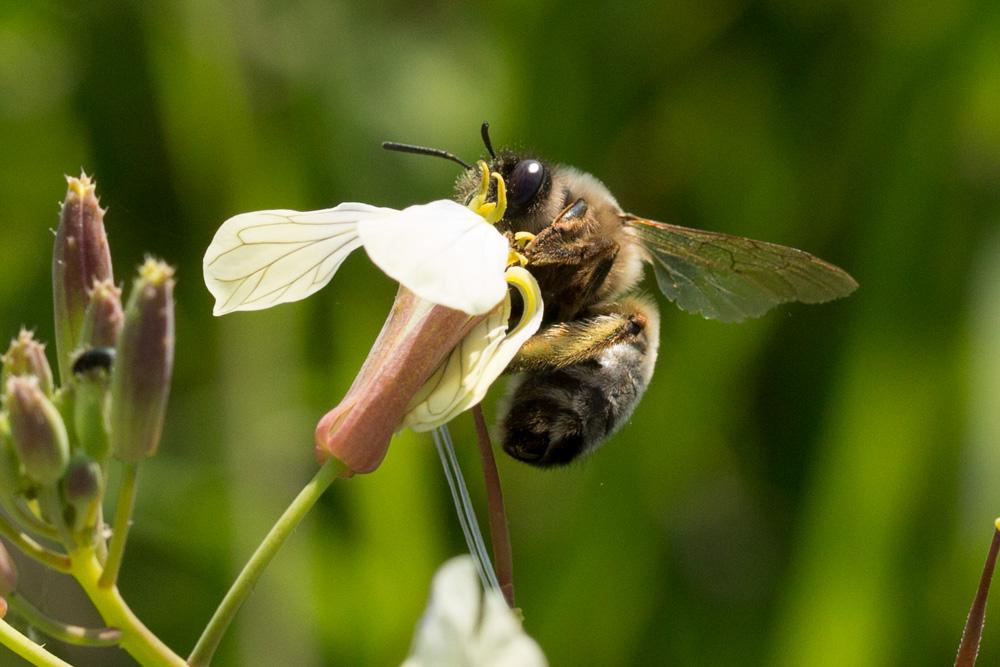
[[504, 267, 541, 334]]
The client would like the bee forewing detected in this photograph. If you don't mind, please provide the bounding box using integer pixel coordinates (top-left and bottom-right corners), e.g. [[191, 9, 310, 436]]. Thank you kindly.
[[625, 216, 858, 322], [204, 203, 392, 315]]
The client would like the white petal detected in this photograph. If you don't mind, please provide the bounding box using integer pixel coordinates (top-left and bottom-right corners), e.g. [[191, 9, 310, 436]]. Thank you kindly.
[[402, 267, 543, 431], [403, 556, 548, 667], [357, 200, 509, 315], [204, 203, 395, 315]]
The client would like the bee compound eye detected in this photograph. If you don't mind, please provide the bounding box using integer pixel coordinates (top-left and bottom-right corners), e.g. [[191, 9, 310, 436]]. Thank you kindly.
[[507, 160, 545, 210]]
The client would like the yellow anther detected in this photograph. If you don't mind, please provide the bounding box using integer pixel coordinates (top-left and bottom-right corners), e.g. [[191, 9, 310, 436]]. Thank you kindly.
[[474, 161, 490, 199], [466, 161, 507, 224], [513, 231, 535, 248], [466, 161, 491, 214], [506, 249, 528, 267], [485, 172, 507, 224]]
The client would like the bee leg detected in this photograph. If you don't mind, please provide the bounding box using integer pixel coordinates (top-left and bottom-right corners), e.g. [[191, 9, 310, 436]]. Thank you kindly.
[[507, 301, 650, 373], [499, 297, 660, 466]]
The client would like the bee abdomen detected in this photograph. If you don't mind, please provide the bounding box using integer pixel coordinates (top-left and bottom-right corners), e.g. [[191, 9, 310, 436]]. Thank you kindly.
[[500, 342, 653, 466]]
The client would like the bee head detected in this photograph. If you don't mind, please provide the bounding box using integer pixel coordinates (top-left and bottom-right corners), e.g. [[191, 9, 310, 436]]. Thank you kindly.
[[381, 123, 617, 235], [474, 122, 551, 220]]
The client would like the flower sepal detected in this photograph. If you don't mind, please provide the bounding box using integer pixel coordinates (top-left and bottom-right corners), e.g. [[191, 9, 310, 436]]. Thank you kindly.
[[315, 287, 483, 474]]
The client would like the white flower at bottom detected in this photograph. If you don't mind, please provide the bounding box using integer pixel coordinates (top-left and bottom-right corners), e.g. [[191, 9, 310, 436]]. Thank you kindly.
[[403, 556, 547, 667]]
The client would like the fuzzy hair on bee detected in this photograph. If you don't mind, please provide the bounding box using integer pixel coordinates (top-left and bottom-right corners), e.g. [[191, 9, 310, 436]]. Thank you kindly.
[[384, 124, 858, 467], [498, 296, 659, 466]]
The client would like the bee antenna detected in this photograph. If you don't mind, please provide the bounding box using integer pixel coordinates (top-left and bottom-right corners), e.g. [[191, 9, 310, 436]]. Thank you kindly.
[[480, 121, 497, 159], [381, 141, 472, 170]]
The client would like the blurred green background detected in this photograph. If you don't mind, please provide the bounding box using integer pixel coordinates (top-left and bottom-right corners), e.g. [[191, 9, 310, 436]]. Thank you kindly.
[[2, 1, 999, 665]]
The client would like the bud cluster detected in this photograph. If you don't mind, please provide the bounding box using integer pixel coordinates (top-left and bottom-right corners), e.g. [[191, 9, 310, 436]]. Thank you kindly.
[[0, 175, 175, 552]]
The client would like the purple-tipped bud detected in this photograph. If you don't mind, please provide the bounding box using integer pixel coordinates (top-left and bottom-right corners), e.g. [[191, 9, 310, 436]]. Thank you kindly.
[[61, 455, 103, 535], [1, 329, 55, 397], [53, 174, 113, 382], [110, 258, 175, 462], [62, 455, 101, 505], [80, 279, 124, 349], [6, 376, 69, 485], [0, 539, 16, 597]]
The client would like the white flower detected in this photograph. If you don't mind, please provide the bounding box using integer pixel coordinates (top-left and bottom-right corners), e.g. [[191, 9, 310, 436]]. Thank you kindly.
[[403, 266, 541, 430], [402, 556, 548, 667], [203, 199, 510, 317], [204, 180, 544, 452]]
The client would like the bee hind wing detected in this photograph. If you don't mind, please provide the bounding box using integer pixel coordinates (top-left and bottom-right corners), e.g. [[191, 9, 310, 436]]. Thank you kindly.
[[625, 216, 858, 322]]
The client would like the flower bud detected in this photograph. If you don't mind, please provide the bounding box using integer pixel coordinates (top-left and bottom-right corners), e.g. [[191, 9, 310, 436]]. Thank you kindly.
[[0, 539, 16, 598], [315, 286, 480, 473], [1, 329, 55, 397], [80, 279, 124, 349], [0, 416, 27, 506], [73, 362, 112, 460], [61, 454, 103, 535], [6, 376, 70, 485], [53, 174, 114, 381], [110, 258, 175, 462]]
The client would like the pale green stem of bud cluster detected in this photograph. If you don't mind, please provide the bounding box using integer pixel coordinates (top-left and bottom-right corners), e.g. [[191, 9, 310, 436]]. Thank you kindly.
[[0, 539, 16, 598], [0, 415, 28, 509]]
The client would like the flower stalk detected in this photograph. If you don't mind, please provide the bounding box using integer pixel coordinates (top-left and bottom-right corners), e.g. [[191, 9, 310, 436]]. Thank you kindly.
[[472, 404, 515, 607], [188, 456, 348, 667], [4, 594, 122, 647], [955, 519, 1000, 667]]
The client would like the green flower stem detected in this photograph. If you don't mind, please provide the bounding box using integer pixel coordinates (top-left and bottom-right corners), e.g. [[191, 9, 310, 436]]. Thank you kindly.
[[0, 510, 70, 573], [10, 497, 61, 540], [99, 461, 139, 587], [187, 456, 348, 667], [7, 593, 122, 647], [0, 616, 73, 667], [37, 487, 73, 548], [71, 548, 186, 666]]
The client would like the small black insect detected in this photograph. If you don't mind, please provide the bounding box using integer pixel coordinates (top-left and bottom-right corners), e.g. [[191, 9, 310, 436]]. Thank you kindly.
[[72, 347, 116, 375]]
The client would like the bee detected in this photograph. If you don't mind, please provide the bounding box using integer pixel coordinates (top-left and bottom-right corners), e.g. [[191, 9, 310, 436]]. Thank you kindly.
[[384, 123, 858, 467]]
